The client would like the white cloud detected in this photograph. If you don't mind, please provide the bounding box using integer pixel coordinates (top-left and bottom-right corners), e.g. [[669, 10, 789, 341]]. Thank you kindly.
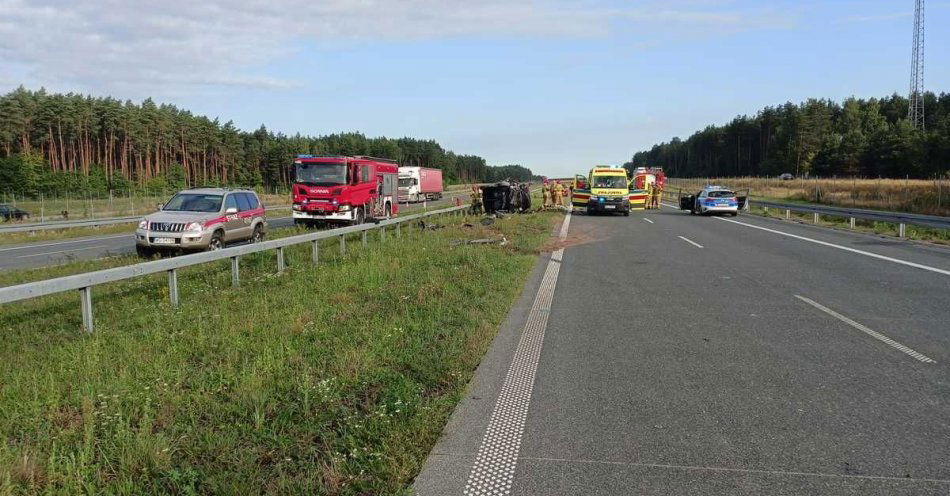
[[0, 0, 796, 97]]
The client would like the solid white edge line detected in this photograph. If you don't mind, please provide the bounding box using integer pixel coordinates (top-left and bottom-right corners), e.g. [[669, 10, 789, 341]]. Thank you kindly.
[[677, 235, 703, 248], [713, 216, 950, 277], [463, 210, 570, 496], [642, 218, 655, 224], [794, 295, 936, 364]]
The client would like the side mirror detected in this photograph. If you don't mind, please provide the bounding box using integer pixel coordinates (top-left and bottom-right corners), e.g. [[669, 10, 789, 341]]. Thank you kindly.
[[225, 207, 238, 214]]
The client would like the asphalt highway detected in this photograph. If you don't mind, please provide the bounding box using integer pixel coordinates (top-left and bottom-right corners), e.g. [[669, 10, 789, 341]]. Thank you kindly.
[[415, 205, 950, 495], [0, 193, 468, 271]]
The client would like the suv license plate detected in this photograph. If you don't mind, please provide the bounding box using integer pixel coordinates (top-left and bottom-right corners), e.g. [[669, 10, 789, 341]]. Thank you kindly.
[[153, 237, 176, 245], [604, 205, 615, 209]]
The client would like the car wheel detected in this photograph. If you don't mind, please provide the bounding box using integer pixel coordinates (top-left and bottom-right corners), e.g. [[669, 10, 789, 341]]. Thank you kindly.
[[731, 211, 739, 217], [623, 210, 630, 217], [251, 224, 264, 242], [207, 231, 224, 251]]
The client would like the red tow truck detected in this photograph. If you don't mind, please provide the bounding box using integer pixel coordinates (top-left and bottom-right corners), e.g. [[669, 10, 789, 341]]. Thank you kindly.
[[291, 155, 399, 227]]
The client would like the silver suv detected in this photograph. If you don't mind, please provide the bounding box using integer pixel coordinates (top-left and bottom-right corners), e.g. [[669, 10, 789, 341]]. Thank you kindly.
[[135, 188, 267, 256]]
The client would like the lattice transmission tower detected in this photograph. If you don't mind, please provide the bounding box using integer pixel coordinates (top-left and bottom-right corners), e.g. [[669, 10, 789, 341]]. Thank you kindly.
[[908, 0, 925, 130]]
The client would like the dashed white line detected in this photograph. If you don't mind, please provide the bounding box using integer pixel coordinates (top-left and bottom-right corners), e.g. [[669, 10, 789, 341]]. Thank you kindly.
[[464, 211, 570, 496], [794, 295, 936, 364], [642, 218, 655, 224], [16, 245, 109, 258], [714, 216, 950, 277], [677, 236, 703, 248]]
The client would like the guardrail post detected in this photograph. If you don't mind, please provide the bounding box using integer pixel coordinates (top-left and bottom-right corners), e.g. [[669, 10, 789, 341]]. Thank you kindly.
[[361, 230, 368, 247], [763, 206, 768, 215], [339, 235, 346, 256], [79, 287, 94, 333], [380, 226, 386, 241], [396, 223, 401, 238], [311, 240, 319, 263], [785, 209, 790, 220], [813, 212, 819, 223], [899, 223, 906, 238], [277, 247, 285, 273], [168, 269, 179, 307], [849, 217, 855, 229], [231, 256, 240, 287]]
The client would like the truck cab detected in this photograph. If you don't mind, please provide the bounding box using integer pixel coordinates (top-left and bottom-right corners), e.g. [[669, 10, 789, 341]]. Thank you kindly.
[[292, 155, 398, 227]]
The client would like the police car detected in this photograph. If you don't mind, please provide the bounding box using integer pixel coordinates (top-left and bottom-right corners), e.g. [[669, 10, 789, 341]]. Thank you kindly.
[[681, 185, 740, 216]]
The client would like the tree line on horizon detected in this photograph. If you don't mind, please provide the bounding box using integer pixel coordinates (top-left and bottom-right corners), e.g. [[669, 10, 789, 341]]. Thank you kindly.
[[625, 92, 950, 179], [0, 87, 538, 197]]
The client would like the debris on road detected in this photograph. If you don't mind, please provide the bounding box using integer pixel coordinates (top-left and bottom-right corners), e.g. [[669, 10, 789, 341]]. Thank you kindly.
[[417, 221, 444, 230], [451, 236, 509, 247]]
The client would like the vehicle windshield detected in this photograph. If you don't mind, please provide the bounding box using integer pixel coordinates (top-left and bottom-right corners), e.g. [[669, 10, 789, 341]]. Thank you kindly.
[[162, 193, 223, 212], [295, 162, 347, 186], [591, 176, 628, 189], [707, 190, 735, 198], [398, 177, 416, 187]]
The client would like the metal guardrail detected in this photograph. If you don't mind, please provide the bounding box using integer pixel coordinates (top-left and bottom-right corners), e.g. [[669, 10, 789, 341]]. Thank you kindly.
[[0, 204, 467, 332], [751, 200, 950, 236], [0, 206, 292, 233]]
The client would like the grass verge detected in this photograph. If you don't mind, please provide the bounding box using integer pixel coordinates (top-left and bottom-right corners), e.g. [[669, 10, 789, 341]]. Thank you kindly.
[[746, 205, 950, 245], [0, 209, 561, 494]]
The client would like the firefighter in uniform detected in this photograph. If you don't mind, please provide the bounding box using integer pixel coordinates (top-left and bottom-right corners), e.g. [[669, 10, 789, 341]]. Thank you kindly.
[[552, 181, 564, 207], [541, 181, 551, 208], [644, 180, 654, 209], [470, 185, 482, 215], [650, 181, 662, 209]]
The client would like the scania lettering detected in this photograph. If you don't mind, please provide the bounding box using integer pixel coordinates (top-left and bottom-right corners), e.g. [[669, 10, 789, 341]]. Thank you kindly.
[[292, 155, 399, 227]]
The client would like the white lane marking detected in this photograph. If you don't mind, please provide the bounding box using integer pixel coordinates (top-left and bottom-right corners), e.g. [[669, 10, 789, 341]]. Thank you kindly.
[[714, 216, 950, 277], [16, 245, 109, 258], [794, 295, 936, 364], [464, 211, 570, 496], [677, 235, 703, 248], [642, 218, 654, 224], [0, 234, 131, 252], [661, 202, 680, 209], [520, 456, 950, 484]]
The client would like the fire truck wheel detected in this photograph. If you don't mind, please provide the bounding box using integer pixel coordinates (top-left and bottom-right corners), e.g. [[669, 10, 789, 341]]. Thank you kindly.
[[355, 207, 365, 225], [384, 202, 392, 218]]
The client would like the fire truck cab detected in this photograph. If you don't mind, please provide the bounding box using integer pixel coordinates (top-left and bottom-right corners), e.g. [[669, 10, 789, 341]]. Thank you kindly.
[[292, 155, 399, 227]]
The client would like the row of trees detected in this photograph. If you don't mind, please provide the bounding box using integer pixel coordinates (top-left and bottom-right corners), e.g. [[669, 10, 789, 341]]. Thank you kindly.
[[626, 92, 950, 179], [0, 87, 537, 197]]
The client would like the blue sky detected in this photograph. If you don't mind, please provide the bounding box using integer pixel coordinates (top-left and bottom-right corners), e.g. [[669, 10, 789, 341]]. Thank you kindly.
[[1, 0, 947, 177]]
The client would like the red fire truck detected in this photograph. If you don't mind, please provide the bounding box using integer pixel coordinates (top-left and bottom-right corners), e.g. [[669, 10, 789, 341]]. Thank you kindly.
[[291, 155, 399, 227]]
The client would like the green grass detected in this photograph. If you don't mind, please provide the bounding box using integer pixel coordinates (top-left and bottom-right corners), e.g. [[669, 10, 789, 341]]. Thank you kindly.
[[0, 210, 561, 494]]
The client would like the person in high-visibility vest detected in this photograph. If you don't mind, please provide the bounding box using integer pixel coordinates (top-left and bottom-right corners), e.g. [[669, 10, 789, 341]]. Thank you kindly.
[[470, 185, 483, 215], [552, 181, 565, 207], [650, 182, 662, 209]]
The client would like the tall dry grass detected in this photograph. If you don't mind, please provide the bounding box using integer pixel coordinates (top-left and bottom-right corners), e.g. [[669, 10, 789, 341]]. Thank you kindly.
[[666, 177, 950, 217]]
